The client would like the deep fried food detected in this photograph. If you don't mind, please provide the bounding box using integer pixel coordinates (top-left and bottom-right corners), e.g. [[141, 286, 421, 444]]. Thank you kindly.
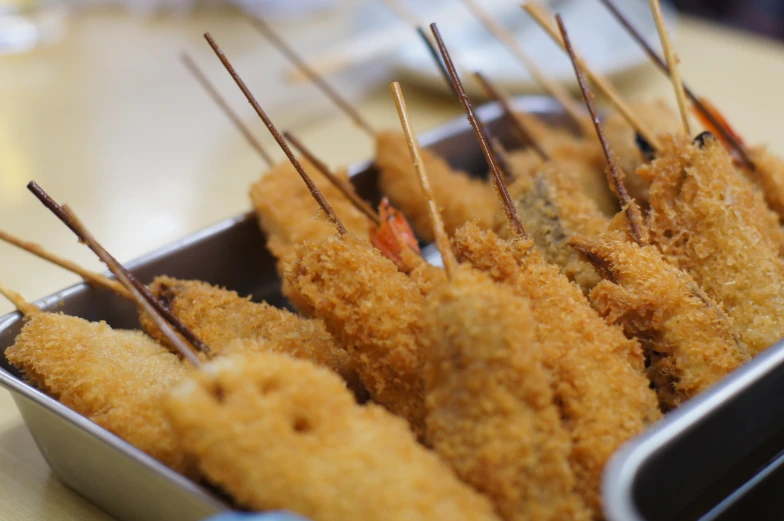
[[750, 146, 784, 223], [500, 162, 609, 293], [452, 222, 660, 514], [287, 233, 428, 438], [571, 231, 749, 411], [375, 131, 498, 242], [249, 159, 369, 309], [640, 135, 784, 355], [425, 264, 590, 521], [138, 276, 362, 395], [602, 99, 681, 203], [166, 352, 501, 521], [5, 312, 191, 474]]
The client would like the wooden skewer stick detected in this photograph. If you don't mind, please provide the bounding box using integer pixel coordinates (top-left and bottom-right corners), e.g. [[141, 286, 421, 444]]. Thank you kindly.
[[0, 229, 130, 298], [430, 23, 526, 239], [390, 82, 458, 279], [415, 26, 458, 98], [26, 183, 204, 367], [0, 282, 40, 317], [461, 0, 590, 135], [556, 15, 644, 246], [27, 182, 211, 360], [248, 15, 376, 138], [473, 72, 550, 161], [180, 52, 274, 167], [523, 1, 661, 151], [204, 33, 348, 235], [596, 0, 755, 170], [283, 131, 381, 226], [647, 0, 690, 135]]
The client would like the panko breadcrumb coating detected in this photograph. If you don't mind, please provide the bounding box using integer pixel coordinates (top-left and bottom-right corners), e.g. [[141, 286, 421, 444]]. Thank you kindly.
[[165, 353, 501, 521], [750, 145, 784, 224], [249, 159, 369, 309], [602, 100, 681, 203], [375, 131, 497, 242], [501, 163, 609, 293], [425, 264, 590, 521], [571, 232, 749, 411], [640, 135, 784, 355], [139, 276, 362, 395], [6, 312, 191, 474], [287, 233, 428, 438], [452, 223, 660, 514]]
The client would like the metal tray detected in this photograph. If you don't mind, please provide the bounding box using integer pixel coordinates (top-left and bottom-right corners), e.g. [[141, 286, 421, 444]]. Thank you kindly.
[[0, 96, 563, 521]]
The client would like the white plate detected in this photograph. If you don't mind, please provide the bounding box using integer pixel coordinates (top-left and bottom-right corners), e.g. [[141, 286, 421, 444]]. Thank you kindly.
[[359, 0, 677, 96]]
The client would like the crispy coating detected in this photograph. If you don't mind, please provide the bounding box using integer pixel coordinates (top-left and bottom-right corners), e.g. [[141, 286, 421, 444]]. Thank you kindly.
[[501, 163, 609, 293], [139, 276, 362, 394], [603, 100, 681, 203], [249, 159, 369, 310], [399, 248, 449, 297], [571, 232, 749, 411], [425, 265, 590, 521], [452, 223, 660, 514], [507, 142, 617, 217], [375, 131, 498, 242], [640, 135, 784, 355], [165, 353, 500, 521], [287, 233, 428, 438], [751, 145, 784, 224], [5, 312, 191, 474]]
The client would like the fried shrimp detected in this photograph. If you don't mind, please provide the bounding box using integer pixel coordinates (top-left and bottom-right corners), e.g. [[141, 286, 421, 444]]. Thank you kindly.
[[287, 233, 428, 438], [452, 222, 660, 514], [501, 162, 609, 293], [165, 353, 501, 521], [249, 159, 369, 308], [425, 264, 590, 521], [5, 312, 190, 474], [138, 276, 362, 394], [570, 231, 749, 411], [602, 99, 681, 203], [640, 135, 784, 355], [375, 131, 498, 241]]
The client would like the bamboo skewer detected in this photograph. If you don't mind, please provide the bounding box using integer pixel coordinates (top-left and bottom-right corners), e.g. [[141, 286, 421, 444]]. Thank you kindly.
[[0, 229, 129, 298], [180, 52, 274, 167], [473, 72, 549, 161], [647, 0, 690, 135], [283, 131, 381, 226], [522, 1, 661, 151], [390, 82, 458, 278], [0, 282, 40, 317], [248, 15, 376, 138], [27, 183, 205, 367], [556, 15, 644, 246], [430, 23, 526, 239], [204, 33, 348, 235], [596, 0, 755, 170], [460, 0, 589, 135]]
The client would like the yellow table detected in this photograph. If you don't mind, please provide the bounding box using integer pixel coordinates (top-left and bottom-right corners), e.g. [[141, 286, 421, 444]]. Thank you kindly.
[[1, 5, 783, 519]]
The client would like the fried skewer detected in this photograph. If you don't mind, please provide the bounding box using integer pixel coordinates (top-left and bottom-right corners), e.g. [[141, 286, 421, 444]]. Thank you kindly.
[[392, 80, 590, 521], [431, 26, 659, 514], [206, 32, 432, 435], [522, 0, 661, 151], [559, 14, 748, 410], [180, 52, 274, 166]]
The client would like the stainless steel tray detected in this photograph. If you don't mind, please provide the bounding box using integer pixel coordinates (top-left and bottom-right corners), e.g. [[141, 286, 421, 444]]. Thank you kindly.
[[0, 96, 565, 521]]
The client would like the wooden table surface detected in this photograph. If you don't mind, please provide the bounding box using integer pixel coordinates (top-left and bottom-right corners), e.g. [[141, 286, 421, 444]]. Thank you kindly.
[[2, 3, 784, 518]]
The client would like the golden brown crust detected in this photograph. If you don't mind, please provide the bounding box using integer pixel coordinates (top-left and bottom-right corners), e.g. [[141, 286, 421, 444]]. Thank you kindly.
[[572, 233, 749, 411], [375, 131, 498, 242], [139, 276, 362, 395], [287, 234, 428, 438], [452, 223, 660, 514], [640, 135, 784, 355], [425, 265, 590, 521], [5, 313, 191, 474], [502, 163, 609, 293], [166, 353, 501, 521]]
